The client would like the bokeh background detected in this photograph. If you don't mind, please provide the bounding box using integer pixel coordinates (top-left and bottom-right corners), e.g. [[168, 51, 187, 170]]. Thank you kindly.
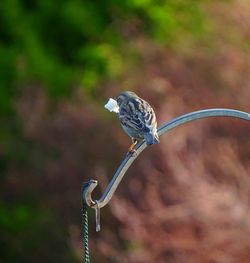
[[0, 0, 250, 262]]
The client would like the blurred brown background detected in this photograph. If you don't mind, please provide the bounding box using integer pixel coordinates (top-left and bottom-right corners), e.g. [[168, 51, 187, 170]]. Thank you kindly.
[[0, 0, 249, 262]]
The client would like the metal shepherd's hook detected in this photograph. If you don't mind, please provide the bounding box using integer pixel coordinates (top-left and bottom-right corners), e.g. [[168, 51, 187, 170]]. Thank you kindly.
[[82, 108, 250, 231]]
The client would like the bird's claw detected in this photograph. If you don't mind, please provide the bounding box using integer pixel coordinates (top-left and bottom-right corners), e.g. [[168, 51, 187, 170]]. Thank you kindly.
[[126, 140, 138, 157], [126, 149, 137, 157]]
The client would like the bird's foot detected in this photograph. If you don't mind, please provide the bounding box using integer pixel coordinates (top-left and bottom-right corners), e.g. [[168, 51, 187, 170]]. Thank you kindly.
[[126, 148, 137, 157], [126, 141, 138, 157]]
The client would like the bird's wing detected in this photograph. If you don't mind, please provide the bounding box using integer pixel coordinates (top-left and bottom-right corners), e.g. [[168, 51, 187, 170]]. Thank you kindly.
[[119, 98, 156, 133]]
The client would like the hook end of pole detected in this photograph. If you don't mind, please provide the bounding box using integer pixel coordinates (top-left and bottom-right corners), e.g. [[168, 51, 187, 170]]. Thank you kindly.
[[82, 179, 98, 207]]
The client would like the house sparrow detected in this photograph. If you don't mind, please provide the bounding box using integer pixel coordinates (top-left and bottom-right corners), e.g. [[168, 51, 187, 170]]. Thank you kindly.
[[117, 91, 159, 154]]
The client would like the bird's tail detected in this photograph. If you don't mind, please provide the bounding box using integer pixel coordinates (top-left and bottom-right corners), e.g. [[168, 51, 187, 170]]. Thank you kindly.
[[144, 132, 160, 146]]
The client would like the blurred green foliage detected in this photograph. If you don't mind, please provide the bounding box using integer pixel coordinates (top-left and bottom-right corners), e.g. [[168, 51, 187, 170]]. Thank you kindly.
[[0, 0, 212, 110], [0, 202, 76, 262]]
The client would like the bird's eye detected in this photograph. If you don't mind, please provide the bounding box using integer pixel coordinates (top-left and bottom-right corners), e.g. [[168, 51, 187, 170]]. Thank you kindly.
[[117, 95, 125, 105]]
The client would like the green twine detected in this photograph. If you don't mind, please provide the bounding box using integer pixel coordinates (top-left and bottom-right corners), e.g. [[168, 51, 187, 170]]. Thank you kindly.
[[82, 203, 90, 263]]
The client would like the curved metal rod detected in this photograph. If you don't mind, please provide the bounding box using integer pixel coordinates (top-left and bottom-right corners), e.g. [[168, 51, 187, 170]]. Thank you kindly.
[[83, 108, 250, 209]]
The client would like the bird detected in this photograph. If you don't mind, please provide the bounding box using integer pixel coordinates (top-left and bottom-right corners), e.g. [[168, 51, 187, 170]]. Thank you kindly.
[[116, 91, 159, 154]]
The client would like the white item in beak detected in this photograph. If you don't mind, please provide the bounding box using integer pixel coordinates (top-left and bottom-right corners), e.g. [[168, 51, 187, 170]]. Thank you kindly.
[[104, 98, 119, 113]]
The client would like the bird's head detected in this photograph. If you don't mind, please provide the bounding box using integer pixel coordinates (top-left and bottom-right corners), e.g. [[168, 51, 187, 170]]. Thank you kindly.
[[117, 91, 138, 106]]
